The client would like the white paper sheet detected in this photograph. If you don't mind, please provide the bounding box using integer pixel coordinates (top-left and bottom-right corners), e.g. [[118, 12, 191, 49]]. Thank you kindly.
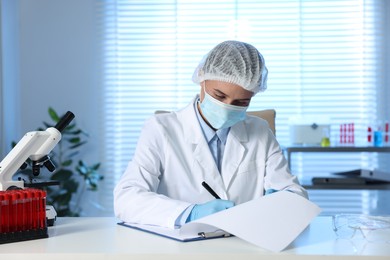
[[182, 191, 321, 252], [122, 191, 321, 252]]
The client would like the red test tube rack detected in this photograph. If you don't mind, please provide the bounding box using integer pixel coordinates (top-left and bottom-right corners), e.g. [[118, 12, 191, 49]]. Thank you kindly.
[[339, 123, 355, 145], [0, 188, 48, 244]]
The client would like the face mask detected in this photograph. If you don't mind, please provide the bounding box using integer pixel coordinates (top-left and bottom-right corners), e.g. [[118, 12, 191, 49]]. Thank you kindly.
[[200, 87, 248, 129]]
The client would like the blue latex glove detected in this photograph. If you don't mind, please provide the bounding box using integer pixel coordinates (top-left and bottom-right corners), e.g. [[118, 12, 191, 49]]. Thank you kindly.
[[186, 199, 234, 222], [265, 189, 278, 195]]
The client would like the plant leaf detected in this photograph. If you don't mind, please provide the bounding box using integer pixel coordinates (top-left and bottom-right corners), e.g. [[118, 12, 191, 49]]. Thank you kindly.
[[48, 107, 60, 122], [68, 137, 81, 143], [67, 151, 80, 158], [92, 163, 101, 170], [64, 124, 76, 131], [76, 164, 88, 175], [42, 122, 52, 128], [52, 192, 72, 206], [51, 169, 73, 181], [67, 129, 83, 135], [69, 141, 87, 149], [63, 179, 79, 193], [62, 159, 73, 167]]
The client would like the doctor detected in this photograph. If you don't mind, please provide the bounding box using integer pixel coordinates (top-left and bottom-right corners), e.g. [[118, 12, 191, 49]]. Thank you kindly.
[[114, 40, 307, 229]]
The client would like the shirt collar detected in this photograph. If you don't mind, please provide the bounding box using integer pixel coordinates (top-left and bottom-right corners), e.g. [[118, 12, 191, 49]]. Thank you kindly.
[[194, 96, 230, 144]]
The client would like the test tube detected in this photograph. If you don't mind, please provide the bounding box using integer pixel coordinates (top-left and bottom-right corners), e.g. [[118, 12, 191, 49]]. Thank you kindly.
[[20, 190, 28, 231], [0, 194, 4, 234], [367, 126, 372, 144], [31, 190, 39, 230], [9, 192, 18, 233], [37, 189, 47, 229], [15, 191, 24, 232], [1, 193, 10, 234], [25, 190, 33, 231]]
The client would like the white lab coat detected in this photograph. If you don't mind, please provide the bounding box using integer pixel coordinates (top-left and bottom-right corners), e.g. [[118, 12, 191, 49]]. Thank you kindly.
[[114, 95, 307, 228]]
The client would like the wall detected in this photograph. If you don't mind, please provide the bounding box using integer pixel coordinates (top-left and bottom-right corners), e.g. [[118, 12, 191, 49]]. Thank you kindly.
[[1, 0, 21, 157], [1, 0, 104, 215], [2, 0, 102, 161]]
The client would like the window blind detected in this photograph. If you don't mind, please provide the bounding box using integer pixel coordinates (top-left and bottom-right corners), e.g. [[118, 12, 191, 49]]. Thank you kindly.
[[97, 0, 385, 215]]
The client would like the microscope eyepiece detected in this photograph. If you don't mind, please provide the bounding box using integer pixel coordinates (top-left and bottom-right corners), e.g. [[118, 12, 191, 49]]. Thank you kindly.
[[54, 111, 75, 132]]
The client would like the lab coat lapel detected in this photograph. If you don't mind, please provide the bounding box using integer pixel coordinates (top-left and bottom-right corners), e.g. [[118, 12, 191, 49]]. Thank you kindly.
[[177, 98, 222, 184], [221, 121, 248, 189]]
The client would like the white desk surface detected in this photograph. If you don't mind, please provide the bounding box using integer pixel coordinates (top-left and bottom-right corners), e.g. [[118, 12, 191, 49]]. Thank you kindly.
[[1, 216, 389, 260]]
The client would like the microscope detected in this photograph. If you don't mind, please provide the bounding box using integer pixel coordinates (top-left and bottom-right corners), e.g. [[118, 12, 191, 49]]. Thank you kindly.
[[0, 111, 74, 244]]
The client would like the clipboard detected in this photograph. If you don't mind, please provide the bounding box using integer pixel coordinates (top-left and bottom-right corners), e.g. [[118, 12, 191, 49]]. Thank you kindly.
[[117, 191, 321, 252], [118, 222, 231, 242]]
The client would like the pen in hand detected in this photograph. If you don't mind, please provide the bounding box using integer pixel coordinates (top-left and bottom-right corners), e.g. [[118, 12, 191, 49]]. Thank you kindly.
[[201, 181, 221, 199]]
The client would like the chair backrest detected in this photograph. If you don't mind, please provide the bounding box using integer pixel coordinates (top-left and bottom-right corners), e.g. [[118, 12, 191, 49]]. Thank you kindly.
[[155, 109, 276, 135], [247, 109, 276, 135]]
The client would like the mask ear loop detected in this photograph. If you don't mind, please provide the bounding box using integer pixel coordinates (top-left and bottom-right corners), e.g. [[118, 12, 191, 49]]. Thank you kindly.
[[200, 81, 207, 104], [197, 82, 206, 111]]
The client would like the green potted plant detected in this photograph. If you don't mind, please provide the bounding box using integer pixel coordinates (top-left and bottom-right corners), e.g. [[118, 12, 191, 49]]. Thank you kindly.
[[14, 107, 103, 216]]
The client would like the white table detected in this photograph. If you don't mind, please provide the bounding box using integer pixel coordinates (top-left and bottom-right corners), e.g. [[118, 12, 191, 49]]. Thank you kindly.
[[1, 217, 389, 259]]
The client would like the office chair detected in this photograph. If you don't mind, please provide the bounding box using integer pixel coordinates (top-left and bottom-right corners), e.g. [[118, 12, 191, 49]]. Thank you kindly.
[[247, 109, 276, 135]]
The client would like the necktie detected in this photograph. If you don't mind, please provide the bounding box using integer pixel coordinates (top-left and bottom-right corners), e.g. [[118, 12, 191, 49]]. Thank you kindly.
[[211, 133, 221, 172]]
